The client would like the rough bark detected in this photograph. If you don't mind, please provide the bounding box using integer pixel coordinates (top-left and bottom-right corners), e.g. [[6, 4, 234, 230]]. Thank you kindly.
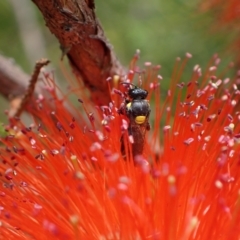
[[31, 0, 125, 105]]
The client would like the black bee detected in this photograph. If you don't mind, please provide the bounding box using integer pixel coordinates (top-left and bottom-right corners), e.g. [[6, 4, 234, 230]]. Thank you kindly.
[[119, 83, 151, 157]]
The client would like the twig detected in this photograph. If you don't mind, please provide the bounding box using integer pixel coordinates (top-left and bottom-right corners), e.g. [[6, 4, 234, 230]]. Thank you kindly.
[[14, 58, 50, 118]]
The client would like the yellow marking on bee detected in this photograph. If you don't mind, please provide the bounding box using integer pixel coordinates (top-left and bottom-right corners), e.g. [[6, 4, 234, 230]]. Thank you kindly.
[[135, 116, 146, 124], [126, 102, 132, 109]]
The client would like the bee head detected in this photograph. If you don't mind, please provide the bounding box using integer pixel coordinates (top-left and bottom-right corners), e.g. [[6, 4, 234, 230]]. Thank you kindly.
[[128, 87, 148, 100], [121, 82, 148, 100]]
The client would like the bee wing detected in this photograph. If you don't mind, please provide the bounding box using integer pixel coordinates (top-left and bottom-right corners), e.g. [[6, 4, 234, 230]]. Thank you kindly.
[[128, 114, 150, 156]]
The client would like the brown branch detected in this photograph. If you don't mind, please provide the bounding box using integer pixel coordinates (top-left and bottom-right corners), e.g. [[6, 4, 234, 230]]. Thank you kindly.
[[0, 54, 37, 99], [31, 0, 125, 105], [0, 54, 46, 118], [0, 54, 81, 120]]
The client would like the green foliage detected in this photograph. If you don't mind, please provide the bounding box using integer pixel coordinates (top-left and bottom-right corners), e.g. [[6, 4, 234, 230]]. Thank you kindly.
[[96, 1, 234, 79], [0, 1, 29, 70]]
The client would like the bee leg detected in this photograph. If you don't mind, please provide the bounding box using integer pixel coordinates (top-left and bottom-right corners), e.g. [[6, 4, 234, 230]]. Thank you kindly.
[[146, 122, 151, 131], [117, 103, 125, 115], [120, 135, 126, 158], [146, 109, 151, 130], [128, 126, 133, 136]]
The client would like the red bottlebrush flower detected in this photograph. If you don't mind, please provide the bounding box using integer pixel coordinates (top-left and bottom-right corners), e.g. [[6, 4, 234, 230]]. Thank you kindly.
[[200, 0, 240, 23], [200, 0, 240, 66], [1, 53, 240, 239]]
